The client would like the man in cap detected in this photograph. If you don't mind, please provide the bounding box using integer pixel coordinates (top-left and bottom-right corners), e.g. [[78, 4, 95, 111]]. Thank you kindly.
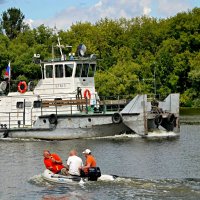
[[80, 149, 96, 176]]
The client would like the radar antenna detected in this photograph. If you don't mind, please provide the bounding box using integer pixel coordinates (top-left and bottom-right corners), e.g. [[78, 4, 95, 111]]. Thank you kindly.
[[77, 44, 86, 57]]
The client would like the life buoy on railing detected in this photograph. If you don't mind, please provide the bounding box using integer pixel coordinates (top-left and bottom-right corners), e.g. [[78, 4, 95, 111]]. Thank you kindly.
[[18, 81, 27, 93], [84, 89, 91, 99]]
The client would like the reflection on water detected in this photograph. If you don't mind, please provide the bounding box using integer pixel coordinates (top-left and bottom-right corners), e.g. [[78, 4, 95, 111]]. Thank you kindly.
[[181, 115, 200, 124], [0, 122, 200, 199], [42, 195, 69, 200]]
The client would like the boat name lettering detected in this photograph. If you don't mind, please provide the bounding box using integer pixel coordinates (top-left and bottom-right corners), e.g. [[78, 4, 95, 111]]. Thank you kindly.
[[55, 84, 67, 88]]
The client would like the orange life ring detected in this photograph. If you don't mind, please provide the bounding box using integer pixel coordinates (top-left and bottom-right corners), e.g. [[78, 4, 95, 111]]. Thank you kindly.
[[18, 81, 27, 93], [83, 89, 91, 99]]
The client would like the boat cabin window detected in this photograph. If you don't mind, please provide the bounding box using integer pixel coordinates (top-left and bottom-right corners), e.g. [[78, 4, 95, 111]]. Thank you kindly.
[[81, 63, 89, 77], [33, 100, 41, 108], [65, 64, 73, 77], [75, 63, 95, 77], [75, 64, 82, 77], [46, 65, 53, 78], [16, 102, 24, 109], [55, 64, 64, 78], [88, 64, 96, 77]]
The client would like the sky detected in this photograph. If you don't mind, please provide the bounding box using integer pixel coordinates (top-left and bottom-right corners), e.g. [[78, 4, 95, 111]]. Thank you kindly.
[[0, 0, 200, 30]]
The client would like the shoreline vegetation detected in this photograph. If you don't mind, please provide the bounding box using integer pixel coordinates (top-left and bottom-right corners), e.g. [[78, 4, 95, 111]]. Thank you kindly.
[[180, 107, 200, 124], [0, 7, 200, 108], [180, 107, 200, 115]]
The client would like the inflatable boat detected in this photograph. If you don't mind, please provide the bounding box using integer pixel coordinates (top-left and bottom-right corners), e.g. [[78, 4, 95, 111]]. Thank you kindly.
[[42, 169, 84, 184], [41, 168, 116, 184]]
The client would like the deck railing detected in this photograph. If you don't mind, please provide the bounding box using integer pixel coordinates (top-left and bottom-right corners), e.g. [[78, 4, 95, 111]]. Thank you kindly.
[[0, 112, 24, 129], [0, 96, 130, 129]]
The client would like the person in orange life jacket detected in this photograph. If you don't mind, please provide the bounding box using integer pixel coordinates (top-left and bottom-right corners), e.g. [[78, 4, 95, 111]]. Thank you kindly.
[[79, 149, 96, 176], [43, 150, 64, 174]]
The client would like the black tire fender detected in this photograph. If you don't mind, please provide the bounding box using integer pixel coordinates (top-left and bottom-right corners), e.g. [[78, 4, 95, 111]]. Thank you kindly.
[[155, 114, 162, 126], [167, 113, 175, 123], [3, 130, 9, 138], [112, 113, 123, 124], [49, 114, 57, 124]]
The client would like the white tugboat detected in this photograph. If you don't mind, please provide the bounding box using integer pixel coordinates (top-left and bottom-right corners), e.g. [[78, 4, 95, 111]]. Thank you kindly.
[[0, 41, 180, 139]]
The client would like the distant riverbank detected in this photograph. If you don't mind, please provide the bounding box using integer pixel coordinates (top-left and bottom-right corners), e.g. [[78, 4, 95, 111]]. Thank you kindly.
[[180, 107, 200, 115], [180, 107, 200, 124]]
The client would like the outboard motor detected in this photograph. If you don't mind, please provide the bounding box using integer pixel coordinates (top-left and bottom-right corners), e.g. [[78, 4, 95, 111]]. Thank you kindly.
[[88, 167, 101, 181]]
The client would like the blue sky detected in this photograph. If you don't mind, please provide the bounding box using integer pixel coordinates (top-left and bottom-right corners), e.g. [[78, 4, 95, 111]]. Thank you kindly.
[[0, 0, 200, 30]]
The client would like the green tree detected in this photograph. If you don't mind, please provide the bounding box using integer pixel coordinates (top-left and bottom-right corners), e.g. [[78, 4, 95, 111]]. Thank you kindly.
[[186, 52, 200, 106], [1, 7, 27, 39], [0, 33, 10, 79]]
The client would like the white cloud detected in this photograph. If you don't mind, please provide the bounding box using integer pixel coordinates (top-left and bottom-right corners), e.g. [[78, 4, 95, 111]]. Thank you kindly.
[[24, 18, 34, 28], [156, 0, 192, 17], [143, 7, 151, 15], [30, 0, 149, 29], [30, 0, 196, 30], [94, 0, 102, 8]]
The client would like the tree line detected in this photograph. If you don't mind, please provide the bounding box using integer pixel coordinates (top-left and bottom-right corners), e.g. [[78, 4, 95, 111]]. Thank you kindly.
[[0, 7, 200, 107]]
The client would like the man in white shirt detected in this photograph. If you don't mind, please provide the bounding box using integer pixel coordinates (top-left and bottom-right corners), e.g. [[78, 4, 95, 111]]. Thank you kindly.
[[66, 149, 83, 176]]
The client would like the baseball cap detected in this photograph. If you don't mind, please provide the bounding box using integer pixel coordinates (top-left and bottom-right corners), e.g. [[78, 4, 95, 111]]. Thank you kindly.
[[82, 149, 91, 154]]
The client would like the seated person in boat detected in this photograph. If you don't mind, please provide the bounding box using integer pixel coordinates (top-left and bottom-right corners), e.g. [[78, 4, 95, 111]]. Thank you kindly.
[[43, 150, 64, 174], [79, 149, 97, 176], [61, 149, 83, 176]]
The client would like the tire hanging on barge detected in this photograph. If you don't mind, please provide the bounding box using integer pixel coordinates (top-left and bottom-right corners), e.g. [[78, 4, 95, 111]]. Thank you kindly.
[[49, 114, 57, 125], [154, 114, 162, 127], [167, 113, 175, 123], [112, 113, 123, 124]]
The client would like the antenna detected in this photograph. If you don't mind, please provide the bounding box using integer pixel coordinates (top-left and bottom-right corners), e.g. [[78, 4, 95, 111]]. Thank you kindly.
[[53, 27, 72, 61], [54, 26, 64, 60]]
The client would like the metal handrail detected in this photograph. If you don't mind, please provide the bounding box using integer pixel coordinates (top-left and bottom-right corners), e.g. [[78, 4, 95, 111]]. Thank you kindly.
[[0, 96, 131, 129]]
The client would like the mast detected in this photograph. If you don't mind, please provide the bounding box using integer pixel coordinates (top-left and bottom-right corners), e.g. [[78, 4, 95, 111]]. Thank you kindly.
[[54, 26, 64, 60], [57, 35, 64, 60]]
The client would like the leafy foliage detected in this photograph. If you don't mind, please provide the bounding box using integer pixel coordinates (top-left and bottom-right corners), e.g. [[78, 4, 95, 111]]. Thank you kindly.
[[0, 7, 200, 107], [1, 8, 28, 39]]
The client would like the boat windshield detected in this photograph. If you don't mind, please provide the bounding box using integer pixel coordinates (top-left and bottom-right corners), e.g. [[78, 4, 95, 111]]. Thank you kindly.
[[75, 63, 96, 77], [46, 65, 53, 78], [65, 64, 73, 77], [55, 64, 64, 78], [44, 63, 74, 79]]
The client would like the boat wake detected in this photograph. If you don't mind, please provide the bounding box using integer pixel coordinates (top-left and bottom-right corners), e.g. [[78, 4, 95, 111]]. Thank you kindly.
[[28, 174, 200, 200], [88, 130, 179, 140], [29, 173, 122, 186], [0, 137, 52, 142], [89, 133, 140, 140], [28, 174, 52, 187], [29, 172, 200, 199]]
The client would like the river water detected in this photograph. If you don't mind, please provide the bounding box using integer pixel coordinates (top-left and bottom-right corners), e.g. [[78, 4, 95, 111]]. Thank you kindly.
[[0, 116, 200, 200]]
